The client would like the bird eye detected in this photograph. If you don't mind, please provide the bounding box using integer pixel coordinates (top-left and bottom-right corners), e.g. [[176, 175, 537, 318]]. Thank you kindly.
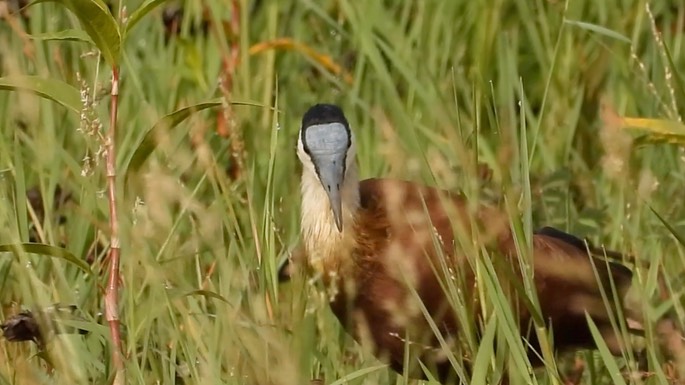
[[327, 184, 331, 191]]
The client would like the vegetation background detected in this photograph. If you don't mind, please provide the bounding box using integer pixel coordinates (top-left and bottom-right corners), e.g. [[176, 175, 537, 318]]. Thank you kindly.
[[0, 0, 684, 384]]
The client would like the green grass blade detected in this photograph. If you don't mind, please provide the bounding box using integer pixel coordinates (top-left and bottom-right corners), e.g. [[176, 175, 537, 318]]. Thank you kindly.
[[471, 314, 497, 385], [584, 313, 627, 385], [28, 29, 94, 44], [622, 117, 685, 136], [0, 243, 91, 273], [174, 289, 230, 304], [649, 205, 685, 248], [563, 19, 631, 43], [124, 0, 173, 37], [328, 364, 388, 385], [0, 76, 81, 113], [124, 100, 223, 177], [124, 100, 266, 177]]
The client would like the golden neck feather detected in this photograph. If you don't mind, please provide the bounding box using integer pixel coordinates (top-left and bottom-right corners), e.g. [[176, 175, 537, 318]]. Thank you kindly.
[[300, 164, 360, 274]]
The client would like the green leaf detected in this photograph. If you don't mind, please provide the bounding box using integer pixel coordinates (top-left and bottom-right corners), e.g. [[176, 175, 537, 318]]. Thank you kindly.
[[563, 19, 631, 43], [328, 364, 388, 385], [28, 29, 94, 44], [30, 0, 121, 66], [0, 243, 91, 273], [124, 0, 172, 37], [470, 315, 497, 385], [621, 117, 685, 136], [124, 99, 266, 177], [479, 255, 534, 381], [584, 313, 627, 385], [0, 75, 81, 113], [622, 117, 685, 148], [634, 133, 685, 148], [649, 206, 685, 248], [176, 289, 230, 304], [661, 42, 685, 102], [124, 100, 222, 177]]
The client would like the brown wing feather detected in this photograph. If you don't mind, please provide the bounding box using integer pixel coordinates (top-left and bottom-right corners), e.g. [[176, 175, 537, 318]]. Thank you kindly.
[[534, 226, 633, 292], [326, 178, 634, 380]]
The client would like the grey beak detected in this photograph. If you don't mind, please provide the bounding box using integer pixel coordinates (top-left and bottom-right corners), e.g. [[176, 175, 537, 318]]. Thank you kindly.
[[314, 154, 346, 232]]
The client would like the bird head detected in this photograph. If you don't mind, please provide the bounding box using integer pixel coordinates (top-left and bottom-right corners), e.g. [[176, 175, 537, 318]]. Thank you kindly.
[[297, 103, 356, 233]]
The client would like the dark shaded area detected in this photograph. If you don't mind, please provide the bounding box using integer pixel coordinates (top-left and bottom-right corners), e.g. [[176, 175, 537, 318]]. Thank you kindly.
[[1, 304, 90, 350], [1, 311, 41, 344], [161, 5, 210, 41], [24, 185, 105, 265], [26, 185, 72, 228]]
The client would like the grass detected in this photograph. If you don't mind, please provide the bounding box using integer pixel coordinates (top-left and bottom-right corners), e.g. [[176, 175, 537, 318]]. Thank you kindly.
[[0, 0, 684, 384]]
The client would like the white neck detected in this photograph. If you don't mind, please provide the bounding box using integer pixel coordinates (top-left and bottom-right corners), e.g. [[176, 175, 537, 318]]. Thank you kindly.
[[300, 163, 360, 273]]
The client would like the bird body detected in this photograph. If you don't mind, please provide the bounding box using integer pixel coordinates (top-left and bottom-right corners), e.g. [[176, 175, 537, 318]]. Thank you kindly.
[[295, 104, 636, 382]]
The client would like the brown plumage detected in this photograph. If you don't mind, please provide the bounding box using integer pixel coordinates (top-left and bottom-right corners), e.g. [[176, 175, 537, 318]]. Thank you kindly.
[[293, 103, 640, 383]]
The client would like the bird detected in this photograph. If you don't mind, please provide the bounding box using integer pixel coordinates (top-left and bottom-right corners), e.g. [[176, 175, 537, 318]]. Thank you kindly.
[[293, 103, 644, 383]]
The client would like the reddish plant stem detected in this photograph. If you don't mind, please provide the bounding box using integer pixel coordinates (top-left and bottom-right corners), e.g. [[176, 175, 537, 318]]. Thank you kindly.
[[105, 65, 125, 381]]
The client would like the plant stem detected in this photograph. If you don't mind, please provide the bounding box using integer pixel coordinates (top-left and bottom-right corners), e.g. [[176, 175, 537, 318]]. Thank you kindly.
[[216, 0, 244, 180], [104, 65, 125, 383]]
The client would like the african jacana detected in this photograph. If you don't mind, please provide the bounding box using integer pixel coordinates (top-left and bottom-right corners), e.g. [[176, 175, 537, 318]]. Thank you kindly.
[[295, 103, 642, 383]]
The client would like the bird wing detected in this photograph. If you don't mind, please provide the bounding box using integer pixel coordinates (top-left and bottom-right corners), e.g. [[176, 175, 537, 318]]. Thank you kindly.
[[356, 178, 633, 318], [532, 226, 633, 293]]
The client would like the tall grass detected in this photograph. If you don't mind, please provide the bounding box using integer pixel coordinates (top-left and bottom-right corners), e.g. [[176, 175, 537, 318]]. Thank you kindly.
[[0, 0, 684, 384]]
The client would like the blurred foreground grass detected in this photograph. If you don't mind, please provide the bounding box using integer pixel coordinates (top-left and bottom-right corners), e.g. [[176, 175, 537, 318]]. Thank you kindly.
[[0, 0, 684, 384]]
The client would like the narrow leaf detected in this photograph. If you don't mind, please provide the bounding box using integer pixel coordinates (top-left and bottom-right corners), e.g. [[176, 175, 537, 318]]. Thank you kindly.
[[0, 76, 81, 113], [662, 42, 685, 102], [125, 100, 223, 177], [124, 0, 172, 36], [563, 19, 631, 43], [649, 206, 685, 248], [0, 243, 91, 273], [584, 313, 627, 385], [328, 364, 388, 385], [470, 315, 497, 385], [30, 0, 121, 66], [249, 38, 354, 84], [621, 117, 685, 136], [177, 289, 230, 304], [28, 29, 94, 44], [124, 100, 266, 177], [634, 133, 685, 147]]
